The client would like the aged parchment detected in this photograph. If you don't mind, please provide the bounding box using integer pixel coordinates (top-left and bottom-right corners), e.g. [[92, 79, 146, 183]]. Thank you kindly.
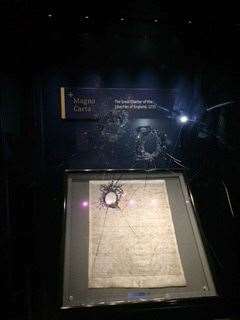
[[88, 179, 186, 288]]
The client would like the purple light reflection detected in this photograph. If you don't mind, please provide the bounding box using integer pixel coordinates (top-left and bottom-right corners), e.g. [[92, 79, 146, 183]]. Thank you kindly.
[[81, 200, 89, 208], [129, 199, 136, 207]]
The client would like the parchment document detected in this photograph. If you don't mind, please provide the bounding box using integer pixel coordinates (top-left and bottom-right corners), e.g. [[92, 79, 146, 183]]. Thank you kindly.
[[88, 179, 186, 288]]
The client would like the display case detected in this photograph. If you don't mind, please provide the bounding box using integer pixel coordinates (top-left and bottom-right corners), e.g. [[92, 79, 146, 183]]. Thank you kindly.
[[61, 170, 217, 309]]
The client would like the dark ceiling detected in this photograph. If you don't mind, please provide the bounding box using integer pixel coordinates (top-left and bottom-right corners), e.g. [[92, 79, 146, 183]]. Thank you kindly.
[[1, 1, 240, 73]]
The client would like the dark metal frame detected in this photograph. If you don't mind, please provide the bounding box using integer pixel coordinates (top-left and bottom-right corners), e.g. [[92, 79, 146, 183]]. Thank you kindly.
[[59, 169, 226, 316]]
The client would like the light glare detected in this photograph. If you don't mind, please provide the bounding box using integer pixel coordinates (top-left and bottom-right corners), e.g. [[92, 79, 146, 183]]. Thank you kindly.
[[82, 201, 88, 207], [179, 115, 189, 123]]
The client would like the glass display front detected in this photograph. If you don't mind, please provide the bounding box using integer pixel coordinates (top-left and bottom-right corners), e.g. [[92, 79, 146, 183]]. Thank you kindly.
[[62, 171, 217, 307]]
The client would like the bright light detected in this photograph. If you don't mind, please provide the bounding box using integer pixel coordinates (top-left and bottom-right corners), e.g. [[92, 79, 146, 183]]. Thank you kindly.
[[179, 115, 189, 124], [82, 201, 88, 207]]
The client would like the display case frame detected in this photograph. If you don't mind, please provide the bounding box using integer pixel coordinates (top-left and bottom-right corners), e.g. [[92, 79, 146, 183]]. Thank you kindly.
[[60, 169, 220, 312]]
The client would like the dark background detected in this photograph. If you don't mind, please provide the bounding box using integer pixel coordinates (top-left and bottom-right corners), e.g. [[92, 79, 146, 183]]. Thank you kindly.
[[0, 1, 240, 319]]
